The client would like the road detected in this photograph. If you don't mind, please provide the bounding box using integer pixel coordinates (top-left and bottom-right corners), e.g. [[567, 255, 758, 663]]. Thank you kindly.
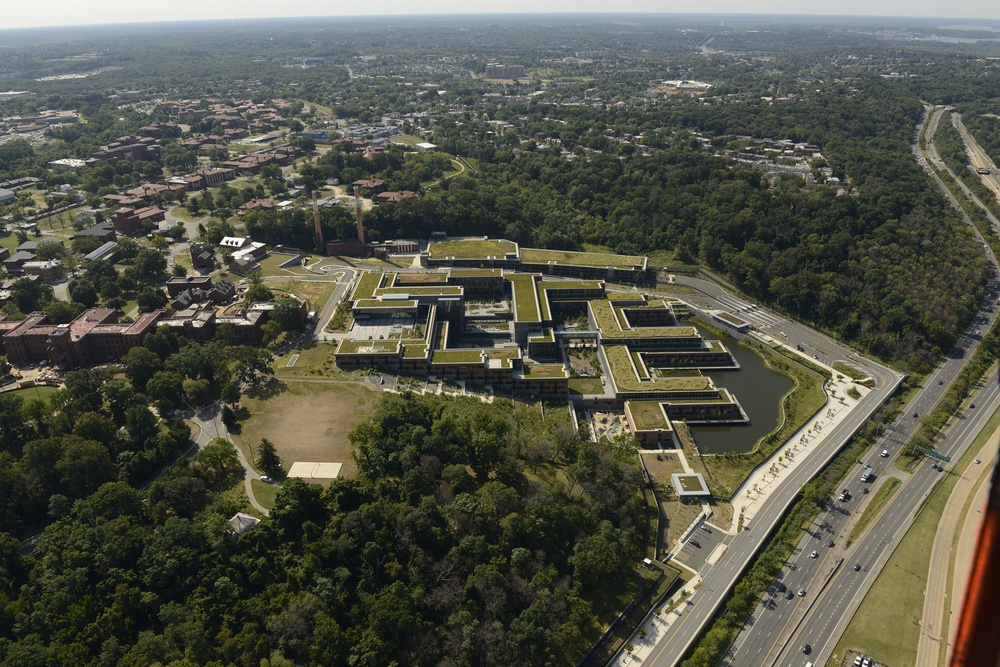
[[771, 371, 1000, 667], [634, 276, 903, 667], [915, 423, 999, 667], [951, 113, 1000, 202], [720, 104, 1000, 667], [186, 401, 271, 516]]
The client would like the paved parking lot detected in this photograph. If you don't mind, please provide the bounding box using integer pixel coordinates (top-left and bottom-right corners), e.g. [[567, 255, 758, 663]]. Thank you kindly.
[[673, 521, 729, 567], [351, 315, 413, 341]]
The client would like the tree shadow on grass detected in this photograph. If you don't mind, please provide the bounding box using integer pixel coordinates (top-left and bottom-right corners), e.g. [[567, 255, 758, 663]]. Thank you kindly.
[[244, 376, 287, 400]]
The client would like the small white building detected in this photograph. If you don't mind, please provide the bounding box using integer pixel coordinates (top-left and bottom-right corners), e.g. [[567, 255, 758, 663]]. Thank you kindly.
[[228, 512, 260, 536]]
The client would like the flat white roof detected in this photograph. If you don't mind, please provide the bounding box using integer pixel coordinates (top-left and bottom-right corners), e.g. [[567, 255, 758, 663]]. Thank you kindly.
[[287, 461, 343, 479]]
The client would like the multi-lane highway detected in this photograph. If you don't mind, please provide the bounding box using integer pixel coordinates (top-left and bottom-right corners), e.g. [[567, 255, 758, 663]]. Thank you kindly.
[[772, 371, 1000, 666]]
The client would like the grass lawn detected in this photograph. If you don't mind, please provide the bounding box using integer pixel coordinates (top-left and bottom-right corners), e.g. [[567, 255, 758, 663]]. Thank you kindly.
[[235, 380, 379, 480], [5, 385, 60, 403], [833, 361, 869, 382], [169, 206, 204, 222], [850, 477, 901, 540], [642, 452, 704, 551], [834, 406, 1000, 666], [391, 134, 426, 146], [249, 479, 280, 509], [265, 278, 339, 312], [0, 233, 19, 252], [273, 343, 357, 380], [172, 248, 194, 273], [35, 210, 77, 232], [257, 254, 301, 277]]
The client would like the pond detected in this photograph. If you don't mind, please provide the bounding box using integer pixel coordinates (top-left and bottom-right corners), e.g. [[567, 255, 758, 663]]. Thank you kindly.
[[688, 327, 795, 455]]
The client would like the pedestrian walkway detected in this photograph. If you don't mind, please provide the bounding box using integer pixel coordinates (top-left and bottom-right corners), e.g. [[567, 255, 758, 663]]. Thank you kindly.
[[612, 575, 703, 667], [731, 371, 865, 531]]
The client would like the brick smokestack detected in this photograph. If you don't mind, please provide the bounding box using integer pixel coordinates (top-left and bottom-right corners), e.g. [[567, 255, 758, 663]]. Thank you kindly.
[[354, 185, 365, 245], [312, 191, 323, 254]]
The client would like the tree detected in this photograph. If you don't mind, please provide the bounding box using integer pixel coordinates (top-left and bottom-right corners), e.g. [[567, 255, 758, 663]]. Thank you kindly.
[[257, 438, 282, 478], [161, 143, 198, 173], [232, 346, 274, 385], [145, 371, 185, 414], [42, 300, 82, 324], [9, 277, 53, 313], [131, 248, 167, 282], [195, 438, 243, 490], [123, 346, 164, 392], [136, 287, 168, 313], [272, 297, 304, 331], [68, 279, 99, 308], [55, 436, 116, 499], [244, 283, 274, 305]]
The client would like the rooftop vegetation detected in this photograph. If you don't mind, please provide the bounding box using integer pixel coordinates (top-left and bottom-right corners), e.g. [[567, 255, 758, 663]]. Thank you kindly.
[[508, 273, 541, 323], [428, 239, 517, 259], [520, 247, 646, 268], [351, 271, 384, 301], [604, 345, 715, 393], [626, 401, 672, 431], [336, 339, 402, 355]]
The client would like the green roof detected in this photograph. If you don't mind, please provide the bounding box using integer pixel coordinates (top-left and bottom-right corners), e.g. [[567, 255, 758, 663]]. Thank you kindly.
[[377, 286, 463, 297], [625, 401, 672, 431], [394, 273, 448, 284], [403, 343, 428, 358], [432, 349, 485, 364], [508, 273, 541, 323], [538, 280, 604, 292], [715, 311, 749, 326], [354, 299, 417, 309], [448, 268, 504, 278], [604, 345, 715, 393], [521, 364, 567, 378], [484, 348, 521, 360], [528, 328, 555, 343], [520, 247, 646, 268], [336, 339, 401, 355], [428, 239, 518, 259], [590, 299, 699, 339], [352, 272, 385, 300]]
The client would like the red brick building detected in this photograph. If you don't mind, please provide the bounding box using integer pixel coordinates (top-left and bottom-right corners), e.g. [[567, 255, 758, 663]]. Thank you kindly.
[[0, 309, 166, 367], [113, 206, 165, 235]]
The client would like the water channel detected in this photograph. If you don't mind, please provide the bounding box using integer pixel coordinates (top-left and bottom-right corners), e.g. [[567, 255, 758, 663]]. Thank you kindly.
[[686, 326, 795, 455]]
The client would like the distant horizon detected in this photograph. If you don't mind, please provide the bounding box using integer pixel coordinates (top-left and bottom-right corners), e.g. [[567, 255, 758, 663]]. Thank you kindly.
[[2, 5, 999, 33]]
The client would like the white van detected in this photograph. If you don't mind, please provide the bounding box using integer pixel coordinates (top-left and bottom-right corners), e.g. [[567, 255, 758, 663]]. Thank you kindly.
[[881, 449, 889, 457]]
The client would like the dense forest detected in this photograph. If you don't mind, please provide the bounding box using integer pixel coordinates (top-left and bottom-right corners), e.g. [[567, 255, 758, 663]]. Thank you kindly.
[[0, 393, 647, 666]]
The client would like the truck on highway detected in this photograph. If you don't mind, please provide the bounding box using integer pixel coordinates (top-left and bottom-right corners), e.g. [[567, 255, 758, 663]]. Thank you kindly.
[[861, 466, 873, 483]]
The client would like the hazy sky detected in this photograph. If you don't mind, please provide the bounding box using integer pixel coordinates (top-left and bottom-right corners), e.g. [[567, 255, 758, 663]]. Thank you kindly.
[[4, 0, 999, 30]]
